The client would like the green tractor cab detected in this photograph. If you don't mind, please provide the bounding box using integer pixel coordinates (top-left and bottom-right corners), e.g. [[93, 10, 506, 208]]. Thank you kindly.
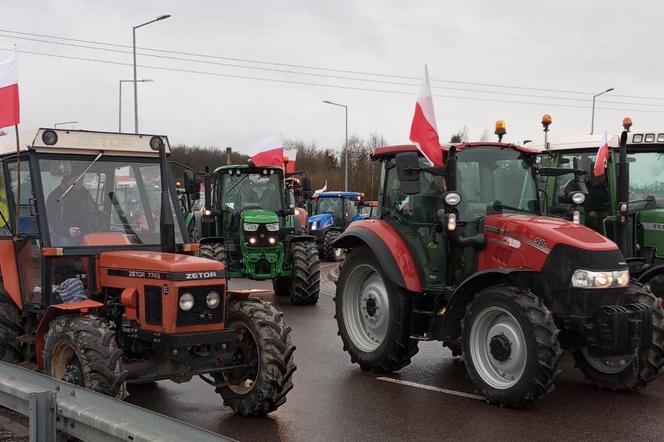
[[188, 164, 320, 305]]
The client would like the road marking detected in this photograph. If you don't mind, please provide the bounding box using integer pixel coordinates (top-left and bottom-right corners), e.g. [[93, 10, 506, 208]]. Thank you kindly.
[[376, 377, 485, 401]]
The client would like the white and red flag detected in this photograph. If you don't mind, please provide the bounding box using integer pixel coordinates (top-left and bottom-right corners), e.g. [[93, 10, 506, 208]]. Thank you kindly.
[[410, 65, 442, 167], [249, 135, 283, 167], [0, 52, 20, 129], [313, 180, 327, 197], [593, 131, 609, 177]]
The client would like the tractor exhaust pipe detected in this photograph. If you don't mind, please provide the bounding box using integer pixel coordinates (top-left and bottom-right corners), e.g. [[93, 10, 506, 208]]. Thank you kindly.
[[446, 145, 457, 191], [616, 129, 630, 257], [156, 137, 176, 253]]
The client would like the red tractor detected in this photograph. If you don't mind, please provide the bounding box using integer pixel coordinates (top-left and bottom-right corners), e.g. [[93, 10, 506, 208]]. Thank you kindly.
[[0, 129, 295, 416], [332, 141, 664, 407]]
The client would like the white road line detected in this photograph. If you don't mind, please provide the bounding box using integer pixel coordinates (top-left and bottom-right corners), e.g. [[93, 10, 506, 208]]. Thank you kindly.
[[376, 377, 485, 401]]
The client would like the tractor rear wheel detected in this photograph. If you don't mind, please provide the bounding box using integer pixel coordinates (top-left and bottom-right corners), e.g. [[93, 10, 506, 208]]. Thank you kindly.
[[462, 286, 562, 408], [335, 246, 418, 372], [643, 272, 664, 299], [290, 241, 320, 305], [200, 242, 227, 265], [44, 315, 127, 399], [572, 287, 664, 391], [215, 298, 296, 416], [0, 292, 22, 363], [323, 230, 343, 261]]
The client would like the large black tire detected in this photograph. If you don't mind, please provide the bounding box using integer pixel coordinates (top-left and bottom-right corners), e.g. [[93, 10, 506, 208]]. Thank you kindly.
[[44, 315, 127, 399], [200, 242, 227, 265], [335, 246, 418, 372], [462, 286, 562, 408], [215, 298, 296, 416], [0, 293, 22, 363], [290, 241, 320, 305], [272, 277, 290, 297], [572, 286, 664, 391], [323, 230, 343, 261], [644, 272, 664, 299]]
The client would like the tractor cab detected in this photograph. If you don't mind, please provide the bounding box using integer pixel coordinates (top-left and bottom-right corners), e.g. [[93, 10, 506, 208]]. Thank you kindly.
[[307, 191, 364, 260]]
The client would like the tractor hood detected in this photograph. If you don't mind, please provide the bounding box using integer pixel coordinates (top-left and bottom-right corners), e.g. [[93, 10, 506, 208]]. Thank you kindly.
[[640, 208, 664, 258], [99, 251, 225, 274], [308, 213, 334, 230], [242, 209, 279, 224], [478, 214, 620, 272]]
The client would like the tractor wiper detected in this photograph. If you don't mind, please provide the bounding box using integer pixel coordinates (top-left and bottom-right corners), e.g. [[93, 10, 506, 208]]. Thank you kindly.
[[57, 152, 103, 203], [226, 174, 249, 195], [492, 200, 535, 214], [108, 191, 139, 237]]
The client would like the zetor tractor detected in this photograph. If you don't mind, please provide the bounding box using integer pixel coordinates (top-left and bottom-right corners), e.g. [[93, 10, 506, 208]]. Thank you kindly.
[[307, 191, 365, 261], [196, 164, 320, 305], [540, 118, 664, 299], [332, 141, 664, 407], [0, 129, 295, 416]]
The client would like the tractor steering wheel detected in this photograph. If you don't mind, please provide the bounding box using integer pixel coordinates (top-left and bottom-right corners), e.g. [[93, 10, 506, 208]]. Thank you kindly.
[[69, 211, 110, 233]]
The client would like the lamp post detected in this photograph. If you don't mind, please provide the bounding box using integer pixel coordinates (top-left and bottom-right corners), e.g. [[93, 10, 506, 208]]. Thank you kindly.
[[133, 14, 170, 134], [590, 88, 614, 135], [119, 79, 152, 132], [53, 121, 78, 129], [323, 100, 348, 191]]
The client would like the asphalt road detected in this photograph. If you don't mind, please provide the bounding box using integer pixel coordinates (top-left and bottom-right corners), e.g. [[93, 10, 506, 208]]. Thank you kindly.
[[129, 262, 664, 441]]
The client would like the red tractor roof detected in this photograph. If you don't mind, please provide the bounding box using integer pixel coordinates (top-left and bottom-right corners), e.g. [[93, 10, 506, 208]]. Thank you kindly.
[[371, 142, 542, 160]]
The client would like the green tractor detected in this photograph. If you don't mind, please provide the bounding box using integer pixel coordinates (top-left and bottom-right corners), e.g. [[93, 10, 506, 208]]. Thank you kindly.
[[187, 164, 320, 305], [539, 117, 664, 298]]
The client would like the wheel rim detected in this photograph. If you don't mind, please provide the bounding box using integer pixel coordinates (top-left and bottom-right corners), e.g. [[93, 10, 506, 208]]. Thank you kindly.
[[224, 321, 260, 395], [334, 248, 343, 259], [469, 306, 527, 389], [52, 343, 85, 387], [580, 349, 636, 374], [342, 264, 390, 352]]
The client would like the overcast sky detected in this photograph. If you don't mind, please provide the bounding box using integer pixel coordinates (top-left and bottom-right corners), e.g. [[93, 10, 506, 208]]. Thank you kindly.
[[2, 0, 663, 155]]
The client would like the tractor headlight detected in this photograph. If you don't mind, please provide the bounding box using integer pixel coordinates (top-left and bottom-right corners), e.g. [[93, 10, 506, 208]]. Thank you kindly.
[[179, 292, 195, 311], [206, 291, 221, 308], [571, 192, 586, 205], [268, 237, 277, 245], [244, 223, 259, 232], [570, 269, 630, 289], [311, 222, 318, 231], [266, 222, 280, 232], [444, 192, 461, 206], [572, 210, 581, 224], [447, 213, 457, 231], [248, 237, 257, 245]]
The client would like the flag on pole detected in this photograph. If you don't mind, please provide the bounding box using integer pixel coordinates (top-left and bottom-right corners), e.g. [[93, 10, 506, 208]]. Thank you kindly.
[[313, 180, 327, 197], [0, 53, 19, 129], [593, 131, 609, 177], [249, 135, 284, 167], [409, 65, 442, 167]]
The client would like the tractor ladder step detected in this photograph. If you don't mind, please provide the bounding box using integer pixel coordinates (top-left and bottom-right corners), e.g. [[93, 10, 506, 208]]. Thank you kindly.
[[409, 335, 433, 341], [15, 334, 35, 345], [17, 361, 37, 371]]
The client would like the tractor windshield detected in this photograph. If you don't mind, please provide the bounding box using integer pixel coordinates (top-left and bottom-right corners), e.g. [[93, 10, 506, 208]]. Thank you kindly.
[[314, 198, 342, 217], [221, 170, 283, 213], [627, 151, 664, 207], [455, 146, 539, 219], [38, 157, 184, 247]]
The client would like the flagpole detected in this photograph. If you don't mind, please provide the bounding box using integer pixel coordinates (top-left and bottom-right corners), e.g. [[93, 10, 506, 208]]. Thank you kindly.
[[14, 124, 19, 236]]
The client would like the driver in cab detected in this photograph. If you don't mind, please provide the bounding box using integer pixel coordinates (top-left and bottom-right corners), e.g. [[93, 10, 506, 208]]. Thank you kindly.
[[46, 164, 97, 245]]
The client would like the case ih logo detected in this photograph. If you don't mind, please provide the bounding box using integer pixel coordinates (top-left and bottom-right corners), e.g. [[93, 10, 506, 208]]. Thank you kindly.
[[643, 222, 664, 232], [485, 225, 505, 234]]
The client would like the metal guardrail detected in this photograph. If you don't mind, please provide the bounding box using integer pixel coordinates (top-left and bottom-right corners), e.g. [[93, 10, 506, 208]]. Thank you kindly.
[[0, 361, 233, 442]]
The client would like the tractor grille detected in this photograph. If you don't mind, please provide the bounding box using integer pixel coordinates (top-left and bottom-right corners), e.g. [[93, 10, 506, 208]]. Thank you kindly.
[[245, 223, 279, 248], [144, 285, 163, 325], [176, 286, 224, 327]]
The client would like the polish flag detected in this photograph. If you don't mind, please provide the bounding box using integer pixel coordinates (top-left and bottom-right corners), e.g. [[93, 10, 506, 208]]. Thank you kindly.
[[593, 131, 609, 177], [410, 65, 442, 167], [313, 180, 327, 196], [249, 135, 283, 167], [0, 53, 20, 129]]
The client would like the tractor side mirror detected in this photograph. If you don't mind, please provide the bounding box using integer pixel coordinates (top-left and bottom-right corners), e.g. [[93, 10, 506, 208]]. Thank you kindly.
[[395, 152, 421, 195], [183, 170, 200, 196]]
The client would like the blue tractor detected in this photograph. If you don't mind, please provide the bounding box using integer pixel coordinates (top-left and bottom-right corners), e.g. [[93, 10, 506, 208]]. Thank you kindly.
[[307, 191, 366, 260]]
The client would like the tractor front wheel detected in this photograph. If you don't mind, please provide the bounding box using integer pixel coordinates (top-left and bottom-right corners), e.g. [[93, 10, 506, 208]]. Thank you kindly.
[[323, 230, 343, 261], [572, 287, 664, 391], [290, 241, 320, 305], [215, 298, 296, 416], [335, 246, 418, 372], [0, 293, 22, 363], [462, 286, 562, 407], [200, 242, 227, 265], [44, 315, 128, 399]]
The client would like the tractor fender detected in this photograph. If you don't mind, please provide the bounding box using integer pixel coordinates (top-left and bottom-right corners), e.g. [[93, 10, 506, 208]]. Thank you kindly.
[[287, 234, 316, 244], [333, 220, 422, 292], [35, 300, 105, 370], [441, 269, 536, 342], [638, 263, 664, 286]]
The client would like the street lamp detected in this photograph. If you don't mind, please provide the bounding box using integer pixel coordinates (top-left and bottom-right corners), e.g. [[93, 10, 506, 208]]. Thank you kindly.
[[323, 100, 348, 191], [119, 79, 152, 132], [54, 121, 78, 129], [590, 88, 614, 135], [133, 14, 170, 134]]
